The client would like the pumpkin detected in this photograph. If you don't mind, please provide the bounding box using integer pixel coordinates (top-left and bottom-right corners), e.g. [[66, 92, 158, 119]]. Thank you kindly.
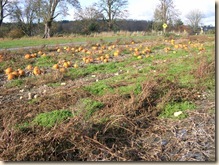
[[113, 51, 119, 56], [25, 54, 31, 59], [18, 69, 25, 76], [105, 54, 110, 59], [0, 55, 3, 62], [85, 59, 90, 64], [67, 61, 72, 66], [5, 67, 13, 75], [100, 56, 104, 61], [7, 73, 15, 80], [52, 64, 59, 70], [33, 66, 41, 75], [92, 46, 98, 50], [26, 64, 33, 70], [137, 55, 142, 59], [38, 51, 43, 55], [31, 53, 37, 58], [63, 62, 69, 68], [103, 58, 108, 63], [89, 58, 94, 63], [59, 67, 66, 73], [12, 71, 19, 77], [73, 63, 78, 68]]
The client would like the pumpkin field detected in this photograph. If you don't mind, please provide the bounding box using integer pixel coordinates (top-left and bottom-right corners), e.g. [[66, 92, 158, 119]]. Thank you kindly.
[[0, 34, 215, 161]]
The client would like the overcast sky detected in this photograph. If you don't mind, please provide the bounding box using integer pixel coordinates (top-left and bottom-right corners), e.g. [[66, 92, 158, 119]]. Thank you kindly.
[[62, 0, 215, 26]]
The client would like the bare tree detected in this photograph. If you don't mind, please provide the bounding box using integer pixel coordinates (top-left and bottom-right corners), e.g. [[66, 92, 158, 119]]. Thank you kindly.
[[41, 0, 81, 38], [0, 0, 9, 26], [186, 9, 204, 33], [9, 0, 39, 36], [95, 0, 128, 31], [74, 6, 103, 20], [74, 5, 103, 33], [153, 0, 180, 31]]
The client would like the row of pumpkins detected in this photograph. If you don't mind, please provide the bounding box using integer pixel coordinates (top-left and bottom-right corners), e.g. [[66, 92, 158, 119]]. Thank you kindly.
[[4, 66, 41, 80], [3, 40, 205, 81], [4, 60, 79, 81]]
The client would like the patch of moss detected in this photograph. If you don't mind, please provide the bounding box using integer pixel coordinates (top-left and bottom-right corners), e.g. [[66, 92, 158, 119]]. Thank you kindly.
[[32, 110, 73, 128], [5, 79, 24, 88], [84, 81, 113, 96], [77, 98, 104, 120], [159, 101, 196, 119]]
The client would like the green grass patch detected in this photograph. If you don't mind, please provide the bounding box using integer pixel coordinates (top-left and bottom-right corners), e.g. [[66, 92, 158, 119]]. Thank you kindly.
[[152, 44, 166, 50], [32, 110, 73, 128], [66, 61, 128, 80], [35, 55, 57, 67], [84, 81, 113, 96], [115, 82, 142, 96], [5, 79, 24, 88], [27, 98, 39, 104], [76, 98, 104, 120], [159, 101, 196, 119], [47, 82, 62, 88], [0, 35, 157, 49], [15, 122, 30, 131]]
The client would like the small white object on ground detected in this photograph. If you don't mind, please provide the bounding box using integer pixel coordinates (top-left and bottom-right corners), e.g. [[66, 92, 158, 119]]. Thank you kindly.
[[61, 82, 66, 86], [174, 111, 183, 117]]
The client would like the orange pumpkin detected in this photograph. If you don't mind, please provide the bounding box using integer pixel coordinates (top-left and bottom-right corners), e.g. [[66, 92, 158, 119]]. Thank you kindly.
[[33, 66, 41, 75], [103, 58, 108, 63], [0, 55, 3, 62], [25, 54, 31, 59], [52, 64, 59, 70], [18, 69, 25, 76], [63, 62, 69, 68], [59, 67, 66, 73], [105, 54, 110, 59], [31, 53, 37, 58], [73, 63, 78, 68], [7, 73, 15, 80], [38, 51, 43, 55], [5, 67, 13, 75], [67, 61, 72, 66], [11, 71, 19, 77], [26, 64, 33, 70]]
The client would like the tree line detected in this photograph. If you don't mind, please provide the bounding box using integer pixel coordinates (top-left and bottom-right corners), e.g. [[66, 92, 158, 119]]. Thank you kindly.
[[0, 0, 213, 38]]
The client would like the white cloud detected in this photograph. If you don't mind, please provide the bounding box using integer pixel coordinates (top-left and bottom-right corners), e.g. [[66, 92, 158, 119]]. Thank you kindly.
[[127, 0, 158, 20], [126, 0, 215, 25], [175, 0, 215, 25]]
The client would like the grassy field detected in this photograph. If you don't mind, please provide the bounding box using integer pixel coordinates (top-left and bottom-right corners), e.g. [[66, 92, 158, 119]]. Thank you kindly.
[[0, 32, 158, 49], [0, 34, 215, 161]]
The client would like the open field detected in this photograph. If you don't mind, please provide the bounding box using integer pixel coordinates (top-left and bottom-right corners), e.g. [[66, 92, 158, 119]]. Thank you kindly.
[[0, 34, 215, 161], [0, 32, 155, 49]]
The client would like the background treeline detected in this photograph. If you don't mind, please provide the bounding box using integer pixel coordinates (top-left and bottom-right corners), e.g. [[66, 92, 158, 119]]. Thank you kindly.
[[0, 19, 215, 39], [0, 19, 155, 38]]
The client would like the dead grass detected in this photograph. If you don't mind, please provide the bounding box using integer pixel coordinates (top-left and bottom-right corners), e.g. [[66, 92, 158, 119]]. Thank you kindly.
[[0, 35, 215, 161]]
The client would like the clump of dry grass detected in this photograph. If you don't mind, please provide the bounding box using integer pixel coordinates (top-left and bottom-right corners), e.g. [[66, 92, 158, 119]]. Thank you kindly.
[[0, 35, 215, 161], [0, 76, 210, 161]]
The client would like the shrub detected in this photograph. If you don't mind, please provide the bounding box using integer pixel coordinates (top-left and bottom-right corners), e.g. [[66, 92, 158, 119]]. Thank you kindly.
[[7, 28, 25, 39], [206, 29, 215, 35], [0, 26, 10, 38]]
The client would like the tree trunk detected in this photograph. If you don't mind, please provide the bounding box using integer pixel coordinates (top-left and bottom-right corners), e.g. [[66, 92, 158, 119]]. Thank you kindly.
[[0, 3, 3, 27], [43, 21, 52, 38]]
